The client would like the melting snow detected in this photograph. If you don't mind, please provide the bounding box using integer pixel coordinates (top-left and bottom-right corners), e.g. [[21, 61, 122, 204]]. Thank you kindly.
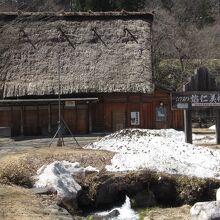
[[209, 125, 216, 130], [96, 196, 139, 220], [86, 129, 220, 179], [34, 161, 99, 199]]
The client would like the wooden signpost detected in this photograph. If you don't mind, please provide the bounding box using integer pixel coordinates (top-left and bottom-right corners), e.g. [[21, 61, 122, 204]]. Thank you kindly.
[[171, 67, 220, 144]]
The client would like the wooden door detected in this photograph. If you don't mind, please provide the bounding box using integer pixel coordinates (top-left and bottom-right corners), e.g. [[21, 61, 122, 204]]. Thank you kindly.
[[77, 109, 88, 134], [63, 108, 77, 134], [38, 106, 48, 135], [91, 103, 104, 132], [0, 107, 11, 127], [12, 107, 21, 136], [51, 105, 59, 134], [24, 106, 38, 135], [112, 111, 126, 132], [142, 102, 153, 129]]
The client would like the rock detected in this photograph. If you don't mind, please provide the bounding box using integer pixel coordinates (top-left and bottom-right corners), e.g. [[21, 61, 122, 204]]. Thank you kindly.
[[190, 201, 220, 220], [131, 189, 156, 208], [32, 186, 54, 195]]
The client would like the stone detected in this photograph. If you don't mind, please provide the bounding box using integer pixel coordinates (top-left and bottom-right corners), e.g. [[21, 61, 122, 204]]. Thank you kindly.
[[32, 186, 53, 195], [190, 201, 220, 220]]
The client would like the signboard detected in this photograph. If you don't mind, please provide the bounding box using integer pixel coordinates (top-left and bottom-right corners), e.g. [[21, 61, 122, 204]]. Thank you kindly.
[[65, 101, 76, 107], [131, 112, 140, 125], [172, 92, 220, 109]]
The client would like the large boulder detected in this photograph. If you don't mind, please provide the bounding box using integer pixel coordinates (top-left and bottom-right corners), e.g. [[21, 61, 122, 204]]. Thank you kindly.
[[190, 201, 220, 220]]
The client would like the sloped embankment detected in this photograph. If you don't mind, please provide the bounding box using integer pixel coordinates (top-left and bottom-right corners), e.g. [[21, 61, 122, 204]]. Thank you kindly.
[[77, 170, 220, 212]]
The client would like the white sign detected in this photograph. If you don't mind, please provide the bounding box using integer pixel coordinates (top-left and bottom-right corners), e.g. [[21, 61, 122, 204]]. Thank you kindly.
[[177, 103, 189, 109], [65, 101, 76, 107], [131, 112, 140, 125]]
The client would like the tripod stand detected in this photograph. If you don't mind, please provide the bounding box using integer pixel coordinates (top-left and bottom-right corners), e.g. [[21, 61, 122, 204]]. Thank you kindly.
[[49, 117, 80, 147], [49, 52, 80, 147]]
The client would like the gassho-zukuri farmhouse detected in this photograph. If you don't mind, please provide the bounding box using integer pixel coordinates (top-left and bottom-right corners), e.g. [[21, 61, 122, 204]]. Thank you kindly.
[[0, 12, 183, 136]]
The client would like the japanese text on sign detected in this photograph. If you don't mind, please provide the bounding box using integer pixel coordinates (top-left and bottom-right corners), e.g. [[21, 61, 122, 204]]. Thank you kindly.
[[172, 92, 220, 109]]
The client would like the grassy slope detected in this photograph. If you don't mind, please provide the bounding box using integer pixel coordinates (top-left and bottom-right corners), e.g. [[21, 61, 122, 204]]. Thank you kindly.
[[0, 146, 114, 219], [0, 184, 56, 220]]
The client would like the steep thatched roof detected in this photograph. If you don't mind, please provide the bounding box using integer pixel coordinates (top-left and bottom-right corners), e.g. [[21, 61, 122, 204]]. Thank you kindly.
[[0, 12, 154, 98]]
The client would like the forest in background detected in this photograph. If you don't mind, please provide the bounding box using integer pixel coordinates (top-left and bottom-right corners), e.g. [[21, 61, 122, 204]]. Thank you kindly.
[[1, 0, 220, 90]]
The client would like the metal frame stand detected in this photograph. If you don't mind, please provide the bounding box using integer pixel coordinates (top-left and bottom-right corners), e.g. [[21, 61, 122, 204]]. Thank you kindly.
[[49, 52, 80, 148]]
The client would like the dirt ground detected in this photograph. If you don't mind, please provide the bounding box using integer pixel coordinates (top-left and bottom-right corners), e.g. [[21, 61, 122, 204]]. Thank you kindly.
[[0, 184, 58, 220], [142, 205, 191, 220]]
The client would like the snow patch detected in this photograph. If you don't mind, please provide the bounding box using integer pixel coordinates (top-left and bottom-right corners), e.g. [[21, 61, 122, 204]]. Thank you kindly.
[[86, 129, 220, 179], [209, 125, 216, 130], [34, 160, 98, 199]]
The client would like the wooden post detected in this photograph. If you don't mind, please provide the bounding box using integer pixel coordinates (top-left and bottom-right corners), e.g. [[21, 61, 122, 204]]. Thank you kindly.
[[88, 103, 92, 133], [10, 106, 13, 136], [48, 104, 51, 134], [216, 109, 220, 144], [20, 106, 24, 136], [183, 84, 192, 144], [184, 109, 192, 143], [76, 103, 78, 133], [37, 105, 40, 135]]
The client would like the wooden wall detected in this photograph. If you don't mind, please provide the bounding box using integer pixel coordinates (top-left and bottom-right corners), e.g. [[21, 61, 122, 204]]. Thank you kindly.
[[0, 90, 184, 136], [94, 89, 183, 132]]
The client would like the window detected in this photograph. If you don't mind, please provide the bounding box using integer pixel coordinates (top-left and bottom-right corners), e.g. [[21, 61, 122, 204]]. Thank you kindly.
[[156, 103, 167, 122]]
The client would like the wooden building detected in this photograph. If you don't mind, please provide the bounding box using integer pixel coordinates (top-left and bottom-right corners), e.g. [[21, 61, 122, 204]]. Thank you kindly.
[[0, 12, 183, 136]]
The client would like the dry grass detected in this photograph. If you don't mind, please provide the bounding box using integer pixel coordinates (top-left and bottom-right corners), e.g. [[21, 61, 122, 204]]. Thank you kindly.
[[0, 146, 114, 219], [142, 205, 191, 220], [192, 128, 215, 134], [0, 184, 58, 220], [0, 146, 114, 186]]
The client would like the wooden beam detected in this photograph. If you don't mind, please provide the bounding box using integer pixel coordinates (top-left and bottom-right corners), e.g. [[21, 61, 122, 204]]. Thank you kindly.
[[48, 104, 51, 134], [76, 103, 78, 133], [88, 103, 92, 133], [19, 29, 36, 50], [0, 97, 98, 103], [91, 28, 108, 47], [20, 106, 24, 136], [37, 105, 40, 135], [124, 28, 138, 44], [57, 27, 75, 49], [10, 106, 13, 136]]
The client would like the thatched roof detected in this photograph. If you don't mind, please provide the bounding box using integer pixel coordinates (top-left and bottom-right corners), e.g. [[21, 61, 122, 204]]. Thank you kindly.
[[0, 12, 154, 98]]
